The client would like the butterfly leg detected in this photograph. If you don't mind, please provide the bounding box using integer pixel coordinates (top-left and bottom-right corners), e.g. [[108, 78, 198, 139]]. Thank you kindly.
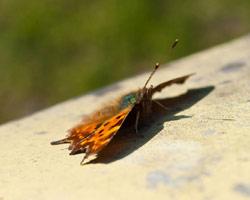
[[135, 110, 140, 133], [153, 100, 169, 111]]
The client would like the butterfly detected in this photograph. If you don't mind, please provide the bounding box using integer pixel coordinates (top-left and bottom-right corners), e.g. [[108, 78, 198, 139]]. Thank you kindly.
[[51, 62, 193, 165]]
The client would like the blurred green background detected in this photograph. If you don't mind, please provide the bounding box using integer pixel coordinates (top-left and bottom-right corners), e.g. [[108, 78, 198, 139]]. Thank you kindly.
[[0, 0, 250, 124]]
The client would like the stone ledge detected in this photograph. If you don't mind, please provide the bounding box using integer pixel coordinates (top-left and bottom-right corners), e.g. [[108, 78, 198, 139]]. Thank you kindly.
[[1, 35, 250, 200]]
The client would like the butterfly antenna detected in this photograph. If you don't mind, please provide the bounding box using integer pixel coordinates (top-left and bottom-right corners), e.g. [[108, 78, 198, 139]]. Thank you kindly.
[[143, 63, 159, 89], [143, 39, 179, 89], [171, 38, 179, 49]]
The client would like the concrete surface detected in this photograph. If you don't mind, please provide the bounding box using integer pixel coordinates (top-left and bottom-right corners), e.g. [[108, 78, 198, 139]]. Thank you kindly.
[[1, 35, 250, 200]]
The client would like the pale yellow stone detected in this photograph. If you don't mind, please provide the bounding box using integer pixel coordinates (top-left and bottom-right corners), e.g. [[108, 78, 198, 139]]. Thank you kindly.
[[0, 35, 250, 200]]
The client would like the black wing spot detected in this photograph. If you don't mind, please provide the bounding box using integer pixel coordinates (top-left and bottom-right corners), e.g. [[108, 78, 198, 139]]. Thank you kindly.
[[103, 121, 110, 126], [116, 114, 122, 120], [95, 123, 102, 129], [97, 129, 104, 134], [109, 119, 124, 130]]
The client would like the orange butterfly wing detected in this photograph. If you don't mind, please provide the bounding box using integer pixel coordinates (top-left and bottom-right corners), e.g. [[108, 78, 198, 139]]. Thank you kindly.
[[51, 97, 128, 148], [69, 106, 133, 165], [51, 121, 103, 148]]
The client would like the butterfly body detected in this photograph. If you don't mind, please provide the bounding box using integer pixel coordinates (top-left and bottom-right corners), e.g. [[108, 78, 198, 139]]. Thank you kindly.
[[51, 63, 194, 164]]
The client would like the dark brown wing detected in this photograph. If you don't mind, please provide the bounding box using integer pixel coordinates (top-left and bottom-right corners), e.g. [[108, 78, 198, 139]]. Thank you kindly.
[[152, 73, 194, 94]]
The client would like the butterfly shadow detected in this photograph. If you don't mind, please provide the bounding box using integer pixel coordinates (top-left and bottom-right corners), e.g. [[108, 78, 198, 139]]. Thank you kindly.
[[87, 86, 215, 165]]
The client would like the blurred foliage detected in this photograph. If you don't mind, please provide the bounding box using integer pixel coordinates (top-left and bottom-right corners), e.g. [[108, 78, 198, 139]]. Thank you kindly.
[[0, 0, 250, 123]]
